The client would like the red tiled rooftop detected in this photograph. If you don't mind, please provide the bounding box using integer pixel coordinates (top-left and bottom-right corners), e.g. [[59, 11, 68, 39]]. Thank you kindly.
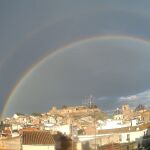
[[22, 131, 55, 145], [19, 127, 39, 135]]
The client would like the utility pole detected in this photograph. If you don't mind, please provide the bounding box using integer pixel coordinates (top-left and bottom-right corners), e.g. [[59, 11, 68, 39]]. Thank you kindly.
[[71, 123, 73, 150], [69, 115, 73, 150], [94, 107, 97, 150], [112, 141, 114, 150], [85, 95, 97, 149]]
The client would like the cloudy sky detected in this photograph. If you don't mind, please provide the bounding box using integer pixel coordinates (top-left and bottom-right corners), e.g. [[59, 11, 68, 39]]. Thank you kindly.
[[1, 0, 150, 116]]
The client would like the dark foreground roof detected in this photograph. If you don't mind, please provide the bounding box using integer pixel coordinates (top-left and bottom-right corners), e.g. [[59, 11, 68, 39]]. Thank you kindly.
[[22, 131, 55, 145]]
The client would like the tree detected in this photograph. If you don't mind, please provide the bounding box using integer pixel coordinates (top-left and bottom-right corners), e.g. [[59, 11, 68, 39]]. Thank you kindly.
[[31, 112, 42, 116], [78, 129, 85, 135], [16, 112, 25, 116], [135, 104, 145, 112], [54, 132, 72, 150], [62, 105, 68, 109]]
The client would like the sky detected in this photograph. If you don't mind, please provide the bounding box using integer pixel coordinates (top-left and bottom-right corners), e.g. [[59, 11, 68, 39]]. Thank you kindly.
[[1, 1, 150, 116]]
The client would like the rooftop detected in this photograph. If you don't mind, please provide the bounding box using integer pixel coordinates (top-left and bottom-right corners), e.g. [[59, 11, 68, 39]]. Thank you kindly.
[[22, 131, 55, 145]]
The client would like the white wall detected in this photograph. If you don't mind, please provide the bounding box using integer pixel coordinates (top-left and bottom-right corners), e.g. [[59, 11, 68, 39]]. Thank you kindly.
[[12, 124, 22, 131], [48, 124, 71, 135], [97, 119, 129, 129], [22, 145, 55, 150], [120, 129, 147, 143], [131, 119, 138, 126], [113, 114, 123, 120], [76, 142, 83, 150]]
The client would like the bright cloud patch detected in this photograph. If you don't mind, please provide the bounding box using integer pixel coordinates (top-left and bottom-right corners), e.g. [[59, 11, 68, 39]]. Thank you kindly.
[[118, 90, 150, 108], [120, 95, 138, 101]]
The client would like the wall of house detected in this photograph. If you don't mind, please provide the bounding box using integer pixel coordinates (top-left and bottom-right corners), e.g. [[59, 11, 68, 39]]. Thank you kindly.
[[98, 119, 128, 130], [12, 124, 22, 131], [113, 114, 123, 120], [50, 124, 71, 135], [142, 113, 150, 122], [0, 136, 20, 150], [22, 145, 55, 150], [120, 129, 147, 143], [80, 134, 120, 149], [76, 142, 83, 150]]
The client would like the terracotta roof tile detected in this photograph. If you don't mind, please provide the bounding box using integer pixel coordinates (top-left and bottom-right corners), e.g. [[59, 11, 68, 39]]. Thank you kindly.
[[22, 131, 55, 145]]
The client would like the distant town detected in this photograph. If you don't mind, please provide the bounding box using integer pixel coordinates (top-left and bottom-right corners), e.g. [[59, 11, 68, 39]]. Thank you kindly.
[[1, 100, 150, 150]]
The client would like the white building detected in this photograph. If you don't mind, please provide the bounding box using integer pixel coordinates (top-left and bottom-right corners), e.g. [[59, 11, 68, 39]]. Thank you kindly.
[[44, 124, 72, 135], [97, 119, 130, 130], [114, 114, 123, 120], [98, 122, 150, 144], [12, 124, 22, 131]]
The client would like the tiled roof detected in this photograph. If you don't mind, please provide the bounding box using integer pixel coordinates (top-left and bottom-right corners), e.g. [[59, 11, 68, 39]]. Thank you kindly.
[[22, 131, 55, 145], [19, 127, 39, 134]]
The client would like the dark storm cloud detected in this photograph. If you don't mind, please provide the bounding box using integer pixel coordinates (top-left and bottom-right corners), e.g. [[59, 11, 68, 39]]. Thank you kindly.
[[1, 1, 150, 115], [5, 38, 150, 115]]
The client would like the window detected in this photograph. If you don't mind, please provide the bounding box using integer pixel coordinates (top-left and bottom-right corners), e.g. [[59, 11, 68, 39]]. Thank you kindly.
[[127, 134, 130, 141], [119, 135, 122, 142]]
